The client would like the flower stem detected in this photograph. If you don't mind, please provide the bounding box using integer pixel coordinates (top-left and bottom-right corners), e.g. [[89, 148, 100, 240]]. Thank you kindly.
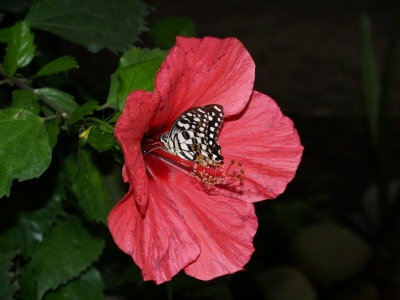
[[85, 117, 114, 132]]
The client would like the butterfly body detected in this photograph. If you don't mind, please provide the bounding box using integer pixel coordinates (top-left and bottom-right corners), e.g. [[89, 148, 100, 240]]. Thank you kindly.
[[159, 105, 224, 164]]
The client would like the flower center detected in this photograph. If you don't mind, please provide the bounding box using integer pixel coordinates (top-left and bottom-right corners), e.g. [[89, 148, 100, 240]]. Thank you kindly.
[[142, 139, 244, 186]]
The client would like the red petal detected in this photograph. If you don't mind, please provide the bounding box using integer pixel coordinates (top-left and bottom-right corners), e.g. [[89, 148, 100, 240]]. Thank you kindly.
[[114, 90, 160, 212], [108, 186, 201, 284], [145, 154, 258, 280], [150, 36, 255, 137], [218, 91, 304, 202]]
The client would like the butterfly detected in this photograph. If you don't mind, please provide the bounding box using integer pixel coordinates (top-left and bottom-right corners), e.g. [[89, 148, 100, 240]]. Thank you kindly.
[[159, 105, 224, 164]]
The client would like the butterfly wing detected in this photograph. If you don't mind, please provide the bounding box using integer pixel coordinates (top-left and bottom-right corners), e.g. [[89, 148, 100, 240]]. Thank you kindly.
[[160, 105, 224, 163]]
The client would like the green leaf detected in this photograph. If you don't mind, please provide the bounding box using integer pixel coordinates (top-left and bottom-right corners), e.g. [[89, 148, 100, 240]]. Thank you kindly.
[[0, 108, 51, 198], [11, 90, 40, 114], [20, 263, 38, 300], [0, 26, 13, 43], [119, 47, 168, 69], [150, 16, 197, 49], [3, 21, 36, 77], [26, 0, 148, 53], [35, 55, 79, 77], [0, 251, 19, 300], [117, 58, 164, 107], [87, 127, 116, 152], [106, 47, 167, 109], [0, 191, 64, 256], [73, 147, 121, 224], [38, 87, 79, 113], [29, 216, 105, 298], [3, 40, 17, 78], [360, 12, 380, 140], [67, 101, 100, 125], [45, 118, 60, 150], [105, 73, 120, 109], [43, 267, 104, 300]]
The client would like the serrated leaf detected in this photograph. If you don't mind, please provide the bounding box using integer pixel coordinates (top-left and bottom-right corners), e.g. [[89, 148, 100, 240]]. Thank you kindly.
[[43, 267, 104, 300], [3, 21, 36, 77], [29, 216, 105, 298], [38, 87, 79, 113], [360, 12, 380, 139], [0, 251, 19, 300], [87, 127, 116, 152], [73, 147, 120, 224], [0, 108, 51, 198], [106, 47, 167, 109], [35, 55, 79, 77], [67, 101, 100, 125], [26, 0, 148, 53], [45, 118, 60, 149], [11, 90, 40, 114], [150, 16, 197, 49]]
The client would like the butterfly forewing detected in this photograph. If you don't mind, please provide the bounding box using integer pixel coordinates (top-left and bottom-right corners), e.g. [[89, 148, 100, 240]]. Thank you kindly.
[[159, 104, 224, 164]]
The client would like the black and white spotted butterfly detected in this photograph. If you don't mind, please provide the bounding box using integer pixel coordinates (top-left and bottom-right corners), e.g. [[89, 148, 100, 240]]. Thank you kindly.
[[159, 104, 224, 164]]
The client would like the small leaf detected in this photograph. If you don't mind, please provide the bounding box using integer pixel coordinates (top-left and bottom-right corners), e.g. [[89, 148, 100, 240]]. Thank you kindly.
[[26, 0, 148, 53], [29, 216, 105, 298], [45, 118, 60, 149], [87, 127, 116, 152], [0, 251, 19, 300], [0, 108, 51, 198], [150, 16, 197, 49], [3, 21, 36, 77], [360, 12, 380, 140], [67, 101, 100, 125], [38, 87, 79, 113], [11, 90, 40, 114], [73, 146, 120, 224], [43, 267, 104, 300], [34, 55, 79, 77], [106, 47, 167, 109]]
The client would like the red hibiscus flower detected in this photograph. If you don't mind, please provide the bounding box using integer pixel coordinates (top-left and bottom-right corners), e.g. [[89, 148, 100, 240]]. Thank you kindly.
[[108, 36, 303, 284]]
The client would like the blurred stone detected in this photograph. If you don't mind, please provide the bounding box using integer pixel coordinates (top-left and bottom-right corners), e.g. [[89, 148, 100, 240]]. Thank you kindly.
[[213, 283, 234, 300], [255, 266, 317, 300], [362, 180, 400, 226], [328, 281, 379, 300], [292, 224, 373, 286]]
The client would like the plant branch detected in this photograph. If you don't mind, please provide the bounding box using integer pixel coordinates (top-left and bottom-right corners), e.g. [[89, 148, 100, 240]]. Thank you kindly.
[[42, 113, 65, 122], [0, 65, 67, 114]]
